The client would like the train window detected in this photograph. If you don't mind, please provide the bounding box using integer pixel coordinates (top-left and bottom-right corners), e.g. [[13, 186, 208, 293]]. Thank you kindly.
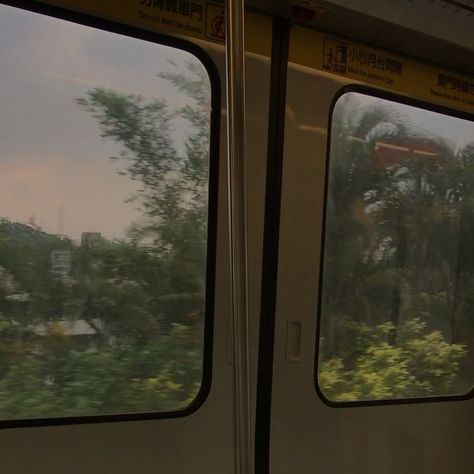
[[318, 90, 474, 403], [0, 4, 215, 421]]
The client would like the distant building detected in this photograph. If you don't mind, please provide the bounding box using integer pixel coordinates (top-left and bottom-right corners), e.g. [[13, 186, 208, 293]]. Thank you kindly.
[[31, 319, 104, 351], [81, 232, 102, 248], [33, 319, 102, 337], [0, 265, 17, 294], [373, 138, 440, 168], [50, 250, 72, 278]]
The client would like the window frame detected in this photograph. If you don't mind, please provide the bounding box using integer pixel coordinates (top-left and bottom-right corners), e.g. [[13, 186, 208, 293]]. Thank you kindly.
[[0, 0, 221, 428], [315, 84, 474, 408]]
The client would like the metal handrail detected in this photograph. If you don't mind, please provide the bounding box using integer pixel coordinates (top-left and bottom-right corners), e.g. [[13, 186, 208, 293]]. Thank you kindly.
[[225, 1, 252, 474]]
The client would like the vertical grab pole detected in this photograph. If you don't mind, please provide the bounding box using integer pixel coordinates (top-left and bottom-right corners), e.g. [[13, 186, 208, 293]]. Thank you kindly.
[[225, 1, 252, 474]]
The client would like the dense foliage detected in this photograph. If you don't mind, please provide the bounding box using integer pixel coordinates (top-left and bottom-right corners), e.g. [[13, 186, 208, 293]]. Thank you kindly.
[[319, 318, 466, 401], [318, 94, 474, 401], [0, 61, 210, 418]]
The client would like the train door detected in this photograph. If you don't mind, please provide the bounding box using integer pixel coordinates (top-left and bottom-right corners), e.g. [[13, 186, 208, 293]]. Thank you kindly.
[[266, 22, 474, 474], [0, 1, 270, 472]]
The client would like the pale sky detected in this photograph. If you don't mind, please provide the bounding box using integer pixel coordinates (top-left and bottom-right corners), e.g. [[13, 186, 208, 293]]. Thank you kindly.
[[0, 4, 210, 241]]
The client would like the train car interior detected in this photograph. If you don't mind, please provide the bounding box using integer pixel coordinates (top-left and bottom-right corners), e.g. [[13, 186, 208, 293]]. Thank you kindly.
[[0, 1, 472, 473]]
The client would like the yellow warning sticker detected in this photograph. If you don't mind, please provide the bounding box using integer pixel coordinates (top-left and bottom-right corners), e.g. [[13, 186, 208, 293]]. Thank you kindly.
[[322, 37, 403, 87], [36, 0, 271, 56], [137, 0, 207, 37], [291, 27, 474, 114], [36, 0, 216, 42]]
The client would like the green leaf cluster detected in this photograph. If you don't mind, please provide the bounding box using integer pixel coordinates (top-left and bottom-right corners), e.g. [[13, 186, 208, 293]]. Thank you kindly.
[[319, 318, 467, 401]]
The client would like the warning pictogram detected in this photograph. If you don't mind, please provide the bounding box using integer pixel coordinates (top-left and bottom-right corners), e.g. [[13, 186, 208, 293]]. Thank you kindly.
[[205, 3, 225, 41], [323, 38, 347, 74]]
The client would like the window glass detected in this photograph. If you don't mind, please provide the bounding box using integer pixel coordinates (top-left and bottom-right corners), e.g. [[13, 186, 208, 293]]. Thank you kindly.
[[318, 91, 474, 402], [0, 5, 213, 419]]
